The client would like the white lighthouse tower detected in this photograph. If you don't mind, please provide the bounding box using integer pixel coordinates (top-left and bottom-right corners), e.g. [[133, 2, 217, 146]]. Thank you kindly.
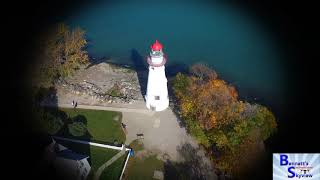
[[145, 40, 169, 111]]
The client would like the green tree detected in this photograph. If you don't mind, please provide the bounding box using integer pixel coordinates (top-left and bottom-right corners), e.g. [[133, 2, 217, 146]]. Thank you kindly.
[[172, 72, 190, 99], [247, 105, 277, 140], [185, 116, 210, 148]]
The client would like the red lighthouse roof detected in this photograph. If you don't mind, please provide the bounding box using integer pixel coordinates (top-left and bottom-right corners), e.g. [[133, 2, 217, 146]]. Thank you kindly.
[[151, 40, 163, 51]]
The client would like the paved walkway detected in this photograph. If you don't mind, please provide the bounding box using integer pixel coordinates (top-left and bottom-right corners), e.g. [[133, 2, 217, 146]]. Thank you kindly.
[[45, 99, 217, 179], [41, 102, 154, 115]]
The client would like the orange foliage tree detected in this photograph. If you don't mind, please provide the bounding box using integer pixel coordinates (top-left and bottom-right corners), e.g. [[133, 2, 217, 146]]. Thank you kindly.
[[173, 63, 277, 177]]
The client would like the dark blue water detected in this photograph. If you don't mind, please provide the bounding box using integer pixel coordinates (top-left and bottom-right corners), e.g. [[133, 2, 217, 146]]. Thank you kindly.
[[66, 1, 289, 111]]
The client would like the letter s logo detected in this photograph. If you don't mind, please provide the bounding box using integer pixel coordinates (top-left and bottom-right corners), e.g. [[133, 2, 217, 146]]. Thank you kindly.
[[288, 167, 295, 178]]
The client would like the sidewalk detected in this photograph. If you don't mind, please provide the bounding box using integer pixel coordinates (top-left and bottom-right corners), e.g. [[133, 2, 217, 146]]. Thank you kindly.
[[41, 101, 155, 115]]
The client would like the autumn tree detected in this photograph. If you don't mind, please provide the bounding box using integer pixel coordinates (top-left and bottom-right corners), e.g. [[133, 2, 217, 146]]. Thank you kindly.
[[33, 23, 89, 87], [172, 64, 277, 177], [60, 26, 89, 76], [184, 78, 240, 130], [29, 24, 90, 135], [212, 129, 266, 177]]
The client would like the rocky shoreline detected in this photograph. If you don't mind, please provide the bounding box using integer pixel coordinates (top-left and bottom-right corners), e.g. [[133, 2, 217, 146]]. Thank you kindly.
[[56, 79, 136, 104], [54, 62, 146, 104]]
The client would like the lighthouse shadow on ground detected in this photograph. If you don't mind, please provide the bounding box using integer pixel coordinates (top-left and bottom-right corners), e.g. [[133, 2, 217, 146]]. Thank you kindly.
[[130, 49, 148, 100]]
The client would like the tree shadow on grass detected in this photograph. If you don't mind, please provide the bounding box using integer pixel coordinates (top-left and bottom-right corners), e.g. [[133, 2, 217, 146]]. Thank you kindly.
[[73, 114, 87, 125], [53, 115, 93, 173], [164, 143, 216, 180], [55, 113, 122, 147], [55, 115, 93, 141], [32, 87, 93, 180]]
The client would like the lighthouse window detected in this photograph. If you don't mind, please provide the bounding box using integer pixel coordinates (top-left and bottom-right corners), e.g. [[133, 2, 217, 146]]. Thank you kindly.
[[155, 96, 160, 100], [152, 51, 163, 57]]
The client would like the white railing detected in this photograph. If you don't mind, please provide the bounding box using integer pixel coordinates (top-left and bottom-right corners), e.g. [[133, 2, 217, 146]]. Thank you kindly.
[[119, 150, 131, 180], [53, 136, 131, 151]]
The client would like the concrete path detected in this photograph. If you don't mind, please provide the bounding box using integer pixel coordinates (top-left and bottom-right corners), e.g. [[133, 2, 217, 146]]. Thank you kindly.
[[41, 102, 154, 115], [41, 102, 154, 116], [122, 108, 195, 159]]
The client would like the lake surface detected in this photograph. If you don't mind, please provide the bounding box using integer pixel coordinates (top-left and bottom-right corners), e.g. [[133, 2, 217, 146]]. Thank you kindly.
[[66, 1, 290, 113]]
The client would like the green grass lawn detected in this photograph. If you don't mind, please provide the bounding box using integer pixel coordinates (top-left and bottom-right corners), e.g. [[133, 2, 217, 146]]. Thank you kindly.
[[120, 139, 164, 180], [48, 107, 125, 144], [100, 152, 128, 180], [123, 155, 164, 180]]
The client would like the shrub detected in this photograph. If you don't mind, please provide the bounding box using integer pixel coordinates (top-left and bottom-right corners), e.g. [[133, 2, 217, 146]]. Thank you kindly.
[[129, 139, 144, 152], [107, 83, 122, 97], [172, 72, 190, 99], [189, 63, 218, 80]]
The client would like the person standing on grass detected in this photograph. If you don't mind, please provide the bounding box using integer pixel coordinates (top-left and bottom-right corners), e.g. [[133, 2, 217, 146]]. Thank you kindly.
[[75, 102, 78, 108], [72, 100, 74, 107]]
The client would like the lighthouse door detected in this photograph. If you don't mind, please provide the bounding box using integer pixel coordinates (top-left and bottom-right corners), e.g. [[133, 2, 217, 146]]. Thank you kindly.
[[150, 105, 156, 111]]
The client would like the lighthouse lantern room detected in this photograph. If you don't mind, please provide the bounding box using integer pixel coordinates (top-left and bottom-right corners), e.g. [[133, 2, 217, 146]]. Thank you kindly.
[[145, 40, 169, 111]]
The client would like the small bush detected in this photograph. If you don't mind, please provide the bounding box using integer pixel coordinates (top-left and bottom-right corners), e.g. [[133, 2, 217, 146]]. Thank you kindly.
[[107, 83, 122, 97], [68, 122, 87, 136], [130, 139, 144, 152]]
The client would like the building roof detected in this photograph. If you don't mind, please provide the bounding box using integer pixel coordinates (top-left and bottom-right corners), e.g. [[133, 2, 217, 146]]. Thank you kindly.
[[151, 40, 163, 51], [56, 149, 89, 161]]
